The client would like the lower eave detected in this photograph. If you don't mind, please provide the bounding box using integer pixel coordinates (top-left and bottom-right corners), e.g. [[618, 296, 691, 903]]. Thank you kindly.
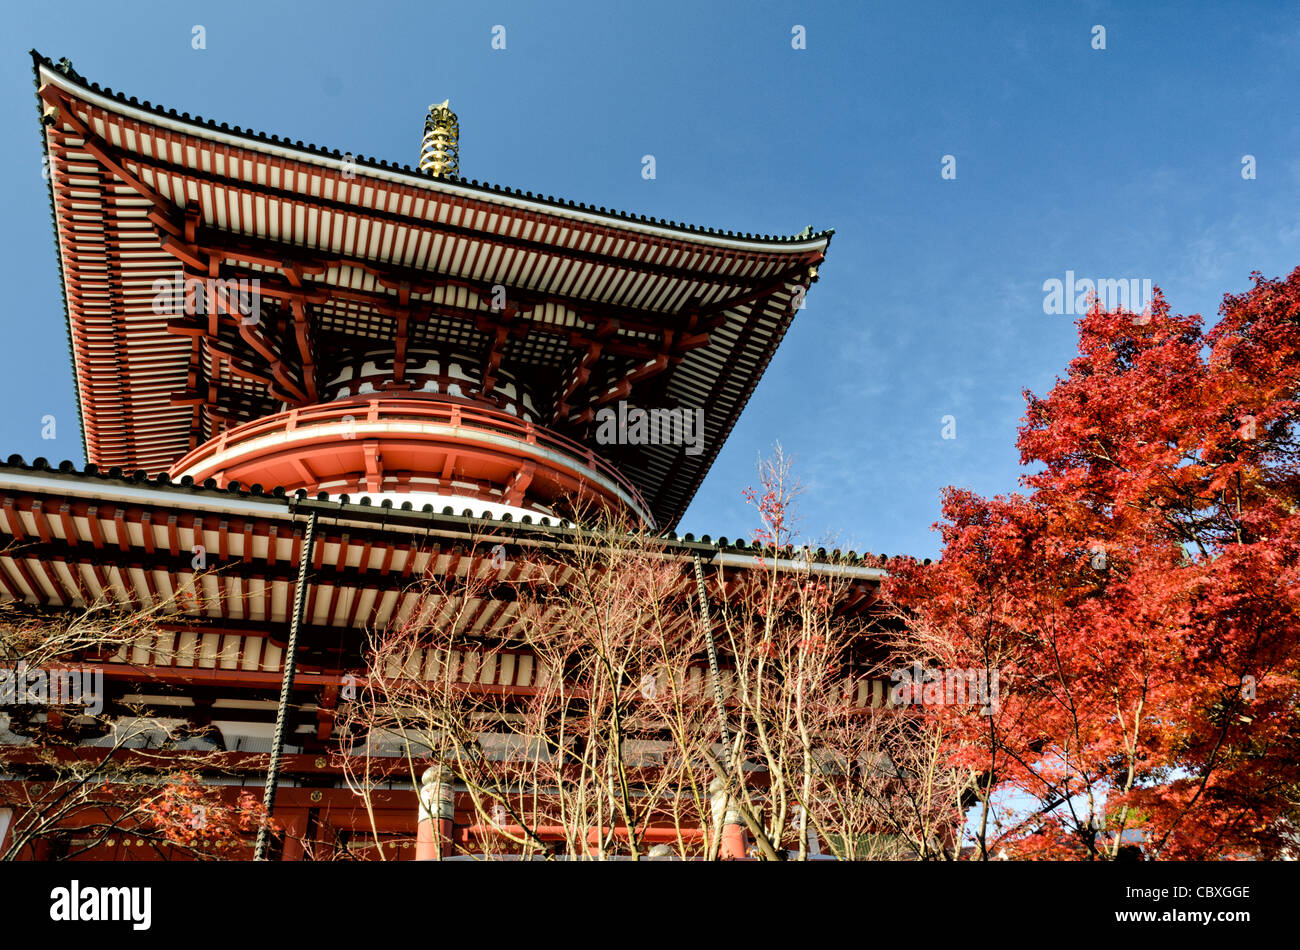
[[0, 460, 886, 633]]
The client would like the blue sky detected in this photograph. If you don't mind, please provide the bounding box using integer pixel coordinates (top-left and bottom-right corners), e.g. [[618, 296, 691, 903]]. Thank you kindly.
[[2, 0, 1297, 558]]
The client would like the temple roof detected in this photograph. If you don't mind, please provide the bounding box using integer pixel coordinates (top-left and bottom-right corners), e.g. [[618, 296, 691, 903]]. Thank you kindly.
[[32, 51, 832, 530], [0, 457, 887, 634]]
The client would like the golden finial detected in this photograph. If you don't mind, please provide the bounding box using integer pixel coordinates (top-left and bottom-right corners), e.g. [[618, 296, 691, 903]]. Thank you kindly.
[[420, 100, 460, 178]]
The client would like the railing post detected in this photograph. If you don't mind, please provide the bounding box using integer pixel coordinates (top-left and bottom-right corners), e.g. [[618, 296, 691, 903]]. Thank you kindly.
[[710, 777, 748, 860], [416, 765, 456, 860]]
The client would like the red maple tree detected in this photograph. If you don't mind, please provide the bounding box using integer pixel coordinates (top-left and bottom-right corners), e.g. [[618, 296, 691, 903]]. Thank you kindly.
[[143, 773, 277, 856], [885, 269, 1300, 860]]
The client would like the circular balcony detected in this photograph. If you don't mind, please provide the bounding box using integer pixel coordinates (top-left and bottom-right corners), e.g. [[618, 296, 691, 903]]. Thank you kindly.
[[168, 395, 654, 527]]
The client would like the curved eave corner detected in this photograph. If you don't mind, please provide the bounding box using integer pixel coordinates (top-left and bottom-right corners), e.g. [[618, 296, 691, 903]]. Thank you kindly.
[[30, 51, 90, 467]]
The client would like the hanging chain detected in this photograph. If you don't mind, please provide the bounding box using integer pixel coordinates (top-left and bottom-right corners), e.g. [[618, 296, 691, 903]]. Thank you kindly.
[[693, 554, 731, 761], [254, 510, 317, 861]]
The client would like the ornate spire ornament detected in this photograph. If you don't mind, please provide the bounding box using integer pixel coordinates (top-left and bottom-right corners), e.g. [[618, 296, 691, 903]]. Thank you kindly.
[[419, 100, 460, 178]]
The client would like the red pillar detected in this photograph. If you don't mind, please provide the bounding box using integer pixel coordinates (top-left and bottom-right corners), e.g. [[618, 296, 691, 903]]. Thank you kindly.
[[416, 766, 455, 860], [29, 832, 54, 862], [280, 809, 307, 862]]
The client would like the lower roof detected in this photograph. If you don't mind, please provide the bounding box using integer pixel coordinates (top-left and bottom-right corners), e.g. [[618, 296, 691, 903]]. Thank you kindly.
[[0, 458, 886, 638]]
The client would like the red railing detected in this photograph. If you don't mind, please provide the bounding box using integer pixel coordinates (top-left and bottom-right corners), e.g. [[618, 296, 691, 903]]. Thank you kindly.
[[169, 396, 652, 522]]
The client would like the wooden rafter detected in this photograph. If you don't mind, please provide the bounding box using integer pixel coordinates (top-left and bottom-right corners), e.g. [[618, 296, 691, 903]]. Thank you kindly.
[[285, 264, 320, 401]]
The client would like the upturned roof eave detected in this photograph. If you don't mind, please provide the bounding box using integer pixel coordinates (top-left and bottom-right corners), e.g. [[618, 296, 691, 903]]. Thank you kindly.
[[31, 50, 833, 255], [30, 52, 89, 467]]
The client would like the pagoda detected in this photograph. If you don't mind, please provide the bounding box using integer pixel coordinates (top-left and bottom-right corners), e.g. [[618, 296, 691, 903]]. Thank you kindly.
[[0, 52, 888, 861]]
